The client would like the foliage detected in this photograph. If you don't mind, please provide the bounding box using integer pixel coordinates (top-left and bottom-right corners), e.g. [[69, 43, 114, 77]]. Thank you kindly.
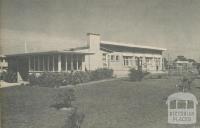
[[71, 71, 90, 85], [29, 68, 113, 87], [128, 68, 149, 81], [0, 71, 17, 83], [176, 72, 196, 92], [64, 107, 85, 128], [53, 88, 76, 109], [196, 64, 200, 75], [90, 68, 113, 81]]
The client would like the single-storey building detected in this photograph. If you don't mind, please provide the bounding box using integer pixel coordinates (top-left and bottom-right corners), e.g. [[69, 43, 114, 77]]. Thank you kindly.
[[0, 55, 8, 72], [6, 33, 166, 80]]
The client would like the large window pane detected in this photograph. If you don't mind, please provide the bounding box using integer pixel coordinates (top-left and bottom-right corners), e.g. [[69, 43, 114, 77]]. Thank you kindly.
[[78, 55, 82, 70], [73, 55, 77, 70], [54, 55, 58, 71], [44, 56, 48, 71], [35, 56, 38, 71], [67, 55, 71, 71], [30, 56, 34, 71], [61, 55, 66, 71], [49, 56, 53, 71], [39, 56, 43, 71]]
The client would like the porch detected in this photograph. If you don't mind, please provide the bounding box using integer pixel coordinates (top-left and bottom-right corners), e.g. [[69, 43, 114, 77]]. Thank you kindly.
[[6, 51, 93, 81]]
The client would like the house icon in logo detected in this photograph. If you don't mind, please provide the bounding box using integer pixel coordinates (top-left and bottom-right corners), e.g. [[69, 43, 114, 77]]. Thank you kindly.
[[166, 92, 198, 124]]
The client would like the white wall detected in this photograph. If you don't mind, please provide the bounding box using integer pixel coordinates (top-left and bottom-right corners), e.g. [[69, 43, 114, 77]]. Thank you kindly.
[[86, 33, 103, 70]]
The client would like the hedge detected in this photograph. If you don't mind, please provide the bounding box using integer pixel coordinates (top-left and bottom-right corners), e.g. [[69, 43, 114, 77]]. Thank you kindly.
[[128, 68, 149, 81], [29, 68, 113, 87], [0, 71, 17, 83]]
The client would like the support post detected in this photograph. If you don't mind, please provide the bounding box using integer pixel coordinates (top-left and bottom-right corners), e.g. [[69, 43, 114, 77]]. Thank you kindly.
[[71, 54, 74, 71], [66, 55, 68, 71], [28, 56, 30, 72], [43, 55, 45, 71], [47, 56, 49, 71], [53, 55, 54, 72], [76, 55, 79, 70], [58, 54, 61, 72]]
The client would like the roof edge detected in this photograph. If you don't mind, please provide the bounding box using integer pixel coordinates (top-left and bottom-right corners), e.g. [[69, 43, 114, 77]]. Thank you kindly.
[[101, 41, 167, 51]]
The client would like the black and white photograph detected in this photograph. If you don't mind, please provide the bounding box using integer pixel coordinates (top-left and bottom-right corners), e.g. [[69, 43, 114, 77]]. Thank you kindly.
[[1, 0, 200, 128]]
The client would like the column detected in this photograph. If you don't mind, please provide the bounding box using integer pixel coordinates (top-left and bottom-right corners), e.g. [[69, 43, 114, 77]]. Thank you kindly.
[[76, 55, 79, 70], [33, 56, 35, 71], [47, 56, 49, 71], [43, 56, 45, 71], [142, 56, 146, 71], [28, 56, 30, 71], [38, 56, 40, 71], [58, 54, 61, 72], [71, 54, 73, 71], [66, 55, 68, 71], [52, 55, 54, 72], [160, 57, 163, 71]]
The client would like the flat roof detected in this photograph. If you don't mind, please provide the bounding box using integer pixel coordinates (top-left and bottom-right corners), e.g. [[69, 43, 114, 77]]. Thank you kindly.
[[101, 41, 167, 51], [6, 50, 94, 57]]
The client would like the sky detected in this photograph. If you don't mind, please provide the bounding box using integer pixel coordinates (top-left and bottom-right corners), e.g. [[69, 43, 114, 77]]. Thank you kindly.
[[1, 0, 200, 61]]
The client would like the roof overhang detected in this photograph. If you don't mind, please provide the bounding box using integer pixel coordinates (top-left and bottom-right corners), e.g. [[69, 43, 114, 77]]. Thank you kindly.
[[6, 50, 94, 57], [101, 41, 167, 51]]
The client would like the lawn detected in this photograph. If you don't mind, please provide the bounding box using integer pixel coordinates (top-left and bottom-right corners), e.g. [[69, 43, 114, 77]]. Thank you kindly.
[[1, 78, 200, 128], [0, 86, 74, 128], [74, 78, 200, 128]]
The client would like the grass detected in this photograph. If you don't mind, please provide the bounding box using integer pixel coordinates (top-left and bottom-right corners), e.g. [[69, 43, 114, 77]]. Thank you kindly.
[[1, 78, 200, 128], [0, 86, 74, 128], [74, 78, 200, 128]]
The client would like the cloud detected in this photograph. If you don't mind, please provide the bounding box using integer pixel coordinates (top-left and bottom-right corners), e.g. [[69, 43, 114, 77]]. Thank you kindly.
[[0, 29, 85, 54]]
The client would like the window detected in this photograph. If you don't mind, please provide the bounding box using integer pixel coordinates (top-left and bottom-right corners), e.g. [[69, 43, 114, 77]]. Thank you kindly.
[[67, 55, 71, 70], [39, 56, 43, 71], [61, 55, 66, 71], [146, 57, 152, 65], [30, 56, 34, 71], [123, 56, 133, 66], [102, 53, 106, 61], [111, 55, 114, 61], [116, 55, 119, 61], [49, 56, 53, 71], [35, 56, 39, 71], [44, 56, 48, 71], [78, 55, 82, 70], [54, 55, 58, 71]]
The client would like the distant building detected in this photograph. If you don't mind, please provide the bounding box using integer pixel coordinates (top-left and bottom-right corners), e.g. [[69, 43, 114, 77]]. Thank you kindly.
[[173, 56, 196, 72], [6, 33, 166, 80], [0, 55, 8, 72]]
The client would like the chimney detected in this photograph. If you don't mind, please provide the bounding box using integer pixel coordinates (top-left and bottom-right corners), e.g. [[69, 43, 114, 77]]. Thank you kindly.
[[87, 33, 100, 52]]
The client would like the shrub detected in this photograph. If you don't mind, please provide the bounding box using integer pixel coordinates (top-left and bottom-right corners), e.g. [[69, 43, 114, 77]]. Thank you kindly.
[[71, 71, 90, 85], [129, 68, 149, 81], [90, 68, 113, 81], [0, 71, 17, 83], [53, 88, 76, 109], [29, 72, 72, 87], [64, 107, 85, 128], [29, 68, 113, 87]]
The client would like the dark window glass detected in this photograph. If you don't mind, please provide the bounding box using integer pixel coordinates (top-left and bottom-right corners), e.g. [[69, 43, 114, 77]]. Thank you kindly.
[[61, 55, 66, 71]]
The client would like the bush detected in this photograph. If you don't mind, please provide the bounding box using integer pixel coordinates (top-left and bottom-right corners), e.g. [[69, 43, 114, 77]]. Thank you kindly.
[[90, 68, 113, 81], [53, 88, 76, 109], [129, 68, 149, 81], [29, 72, 72, 87], [0, 71, 17, 83], [71, 71, 90, 85], [29, 68, 113, 87]]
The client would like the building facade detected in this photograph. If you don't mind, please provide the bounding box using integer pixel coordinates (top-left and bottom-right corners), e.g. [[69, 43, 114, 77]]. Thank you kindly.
[[0, 55, 8, 72], [78, 33, 166, 77], [6, 33, 166, 80]]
